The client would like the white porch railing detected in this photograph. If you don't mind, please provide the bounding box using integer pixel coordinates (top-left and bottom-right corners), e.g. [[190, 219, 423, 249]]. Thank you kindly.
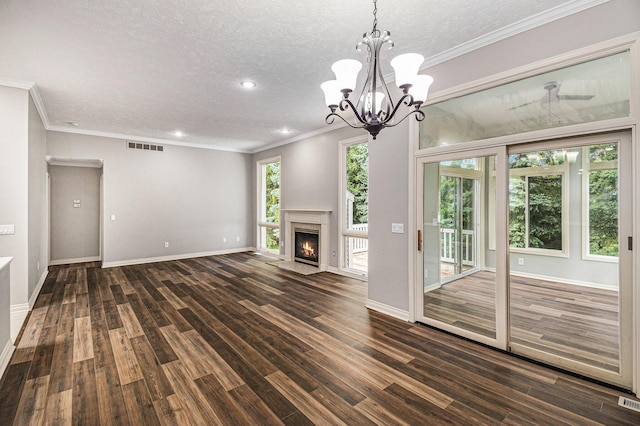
[[350, 223, 369, 253], [441, 228, 474, 265]]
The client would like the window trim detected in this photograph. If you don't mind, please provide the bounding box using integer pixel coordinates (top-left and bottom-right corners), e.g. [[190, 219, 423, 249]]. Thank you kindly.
[[256, 156, 281, 254], [508, 162, 569, 257], [339, 135, 369, 277], [581, 145, 620, 263]]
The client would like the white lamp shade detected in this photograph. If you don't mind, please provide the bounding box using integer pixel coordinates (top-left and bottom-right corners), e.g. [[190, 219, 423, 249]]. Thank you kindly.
[[364, 91, 385, 114], [320, 80, 342, 107], [408, 74, 434, 103], [331, 59, 362, 91], [390, 53, 424, 87]]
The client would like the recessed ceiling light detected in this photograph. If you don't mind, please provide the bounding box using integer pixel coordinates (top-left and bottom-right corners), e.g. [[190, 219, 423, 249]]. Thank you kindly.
[[240, 80, 256, 89], [280, 128, 291, 134], [173, 130, 184, 137]]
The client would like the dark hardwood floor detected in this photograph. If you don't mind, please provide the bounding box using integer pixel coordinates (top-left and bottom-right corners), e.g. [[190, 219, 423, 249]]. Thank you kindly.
[[1, 253, 638, 425], [424, 270, 621, 372]]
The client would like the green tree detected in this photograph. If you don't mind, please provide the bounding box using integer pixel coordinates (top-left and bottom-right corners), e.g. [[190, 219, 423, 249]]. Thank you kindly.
[[508, 151, 563, 250], [265, 162, 280, 250], [588, 143, 618, 256], [346, 143, 368, 225]]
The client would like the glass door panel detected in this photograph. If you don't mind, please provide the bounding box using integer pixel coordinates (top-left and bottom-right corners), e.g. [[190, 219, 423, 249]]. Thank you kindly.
[[507, 134, 632, 388], [421, 154, 500, 343]]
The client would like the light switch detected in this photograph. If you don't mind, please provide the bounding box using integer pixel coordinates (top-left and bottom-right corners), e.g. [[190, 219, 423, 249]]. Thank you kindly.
[[111, 214, 116, 221], [0, 224, 15, 235], [391, 223, 404, 234]]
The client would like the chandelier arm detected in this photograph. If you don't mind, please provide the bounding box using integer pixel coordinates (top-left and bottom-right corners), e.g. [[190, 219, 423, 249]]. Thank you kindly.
[[381, 108, 426, 129], [324, 111, 367, 130], [338, 98, 370, 126], [381, 93, 416, 124]]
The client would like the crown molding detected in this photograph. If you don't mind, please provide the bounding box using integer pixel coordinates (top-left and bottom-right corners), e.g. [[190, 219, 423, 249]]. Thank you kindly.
[[28, 85, 51, 128], [47, 126, 251, 153], [421, 0, 610, 69], [0, 77, 34, 90], [250, 120, 349, 154]]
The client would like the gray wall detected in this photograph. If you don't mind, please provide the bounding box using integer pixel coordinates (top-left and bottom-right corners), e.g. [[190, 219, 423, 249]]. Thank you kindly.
[[0, 86, 29, 307], [368, 120, 412, 310], [49, 165, 101, 262], [28, 95, 48, 298], [47, 132, 254, 265], [0, 260, 10, 355], [253, 126, 361, 267], [363, 0, 640, 313]]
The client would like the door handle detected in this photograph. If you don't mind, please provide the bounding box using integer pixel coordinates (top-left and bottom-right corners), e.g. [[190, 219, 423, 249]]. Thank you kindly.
[[418, 229, 422, 251]]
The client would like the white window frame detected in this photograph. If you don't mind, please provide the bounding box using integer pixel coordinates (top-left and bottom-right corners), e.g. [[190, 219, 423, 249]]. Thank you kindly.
[[339, 135, 369, 277], [256, 156, 281, 255], [581, 145, 619, 263], [508, 163, 569, 257]]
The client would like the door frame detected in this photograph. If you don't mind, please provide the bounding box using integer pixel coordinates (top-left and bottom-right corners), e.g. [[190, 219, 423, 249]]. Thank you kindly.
[[505, 132, 634, 389], [415, 146, 509, 349], [412, 131, 635, 390]]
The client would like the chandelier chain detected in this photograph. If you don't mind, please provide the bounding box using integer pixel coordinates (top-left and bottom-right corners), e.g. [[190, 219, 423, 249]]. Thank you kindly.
[[372, 0, 378, 33]]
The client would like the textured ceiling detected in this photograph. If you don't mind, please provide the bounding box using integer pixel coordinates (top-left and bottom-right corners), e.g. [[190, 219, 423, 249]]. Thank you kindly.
[[0, 0, 604, 152]]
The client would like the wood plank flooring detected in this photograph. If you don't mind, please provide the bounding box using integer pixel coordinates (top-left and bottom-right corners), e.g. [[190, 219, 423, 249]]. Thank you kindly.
[[1, 253, 638, 425], [424, 270, 621, 372]]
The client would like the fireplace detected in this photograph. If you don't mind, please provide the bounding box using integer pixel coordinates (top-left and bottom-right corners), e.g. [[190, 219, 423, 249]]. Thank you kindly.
[[294, 229, 319, 267], [281, 209, 330, 274]]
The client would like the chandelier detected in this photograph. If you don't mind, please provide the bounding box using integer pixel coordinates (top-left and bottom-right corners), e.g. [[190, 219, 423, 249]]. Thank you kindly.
[[321, 0, 433, 139]]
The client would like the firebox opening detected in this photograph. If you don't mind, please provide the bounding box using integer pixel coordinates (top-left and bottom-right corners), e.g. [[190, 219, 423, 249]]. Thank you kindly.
[[294, 229, 319, 267]]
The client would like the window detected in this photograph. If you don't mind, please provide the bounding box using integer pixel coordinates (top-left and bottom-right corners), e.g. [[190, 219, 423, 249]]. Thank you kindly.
[[583, 143, 618, 259], [508, 150, 567, 254], [340, 137, 368, 275], [257, 157, 280, 253], [419, 51, 630, 149]]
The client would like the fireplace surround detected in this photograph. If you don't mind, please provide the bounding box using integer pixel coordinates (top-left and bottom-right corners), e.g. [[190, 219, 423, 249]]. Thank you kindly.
[[280, 209, 331, 274]]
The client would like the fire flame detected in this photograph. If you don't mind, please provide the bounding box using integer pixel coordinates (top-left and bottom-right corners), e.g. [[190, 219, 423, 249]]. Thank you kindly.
[[302, 241, 316, 258]]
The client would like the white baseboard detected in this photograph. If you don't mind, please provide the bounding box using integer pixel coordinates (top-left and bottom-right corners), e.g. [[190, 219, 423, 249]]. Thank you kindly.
[[424, 283, 442, 292], [509, 270, 618, 291], [327, 266, 368, 282], [50, 256, 101, 266], [366, 299, 409, 322], [29, 269, 49, 309], [10, 303, 29, 342], [0, 339, 15, 380], [102, 247, 255, 268]]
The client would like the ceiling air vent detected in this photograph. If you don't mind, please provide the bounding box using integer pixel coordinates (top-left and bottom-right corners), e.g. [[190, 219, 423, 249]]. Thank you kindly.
[[127, 141, 164, 152]]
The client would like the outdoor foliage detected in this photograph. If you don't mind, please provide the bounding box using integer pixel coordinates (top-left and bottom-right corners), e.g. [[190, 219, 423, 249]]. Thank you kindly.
[[264, 161, 280, 250], [588, 144, 618, 256], [439, 176, 474, 230], [508, 151, 563, 250], [346, 143, 368, 225]]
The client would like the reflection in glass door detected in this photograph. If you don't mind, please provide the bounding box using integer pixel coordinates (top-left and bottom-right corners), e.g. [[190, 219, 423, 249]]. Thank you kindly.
[[417, 133, 632, 389], [440, 175, 477, 282], [420, 152, 505, 344], [507, 135, 632, 388]]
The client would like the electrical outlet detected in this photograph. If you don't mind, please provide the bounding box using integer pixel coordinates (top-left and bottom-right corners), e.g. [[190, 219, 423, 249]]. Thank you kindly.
[[518, 257, 524, 266], [223, 237, 227, 243], [164, 242, 169, 248], [236, 236, 240, 242]]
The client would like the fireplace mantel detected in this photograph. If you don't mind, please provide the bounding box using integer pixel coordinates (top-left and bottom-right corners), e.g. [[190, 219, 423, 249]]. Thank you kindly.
[[280, 209, 331, 275]]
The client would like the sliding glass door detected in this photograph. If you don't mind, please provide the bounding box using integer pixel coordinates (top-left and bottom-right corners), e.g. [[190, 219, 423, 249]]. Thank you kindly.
[[416, 132, 632, 388], [418, 148, 507, 347], [506, 134, 633, 388]]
